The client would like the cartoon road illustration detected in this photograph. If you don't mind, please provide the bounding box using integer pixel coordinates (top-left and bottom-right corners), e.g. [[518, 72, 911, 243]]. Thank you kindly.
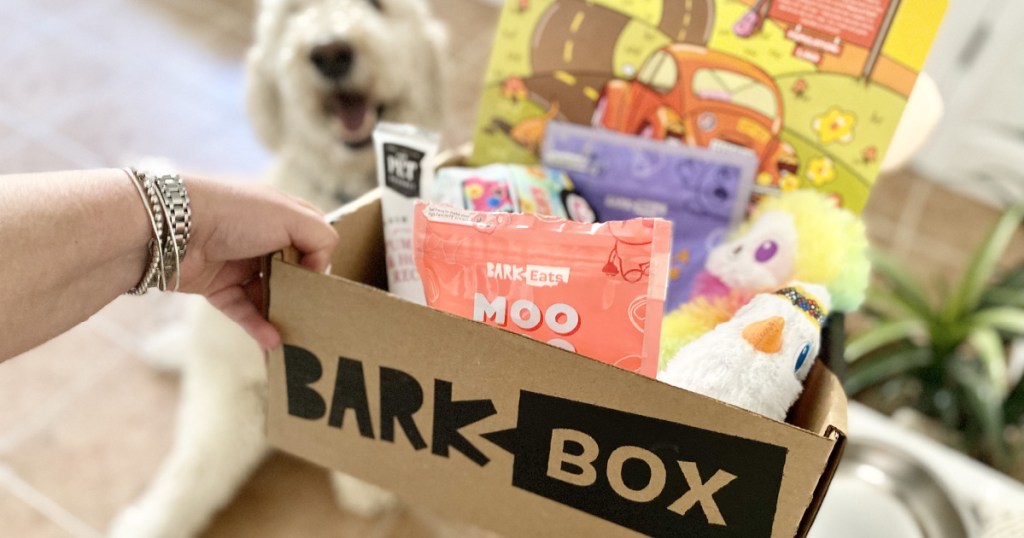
[[521, 0, 716, 123], [531, 0, 629, 75], [659, 0, 716, 42], [482, 0, 716, 156], [472, 0, 946, 213]]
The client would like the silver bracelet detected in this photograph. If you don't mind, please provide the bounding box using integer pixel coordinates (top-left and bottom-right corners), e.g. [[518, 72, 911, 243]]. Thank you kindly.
[[153, 173, 191, 291], [124, 168, 163, 294], [123, 168, 191, 294]]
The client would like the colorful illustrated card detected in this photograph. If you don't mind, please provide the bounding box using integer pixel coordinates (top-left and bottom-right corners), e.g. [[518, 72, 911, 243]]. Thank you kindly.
[[433, 163, 597, 222], [470, 0, 947, 213], [543, 121, 756, 310]]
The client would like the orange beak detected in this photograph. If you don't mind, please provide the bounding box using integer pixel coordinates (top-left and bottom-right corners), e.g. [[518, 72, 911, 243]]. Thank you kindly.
[[742, 316, 785, 354]]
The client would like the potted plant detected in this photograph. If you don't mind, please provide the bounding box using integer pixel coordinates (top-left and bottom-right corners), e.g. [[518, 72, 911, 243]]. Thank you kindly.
[[845, 203, 1024, 477]]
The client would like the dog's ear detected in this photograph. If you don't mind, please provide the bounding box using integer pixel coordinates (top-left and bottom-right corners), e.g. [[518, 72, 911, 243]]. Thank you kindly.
[[245, 1, 286, 151], [424, 15, 449, 60], [422, 16, 450, 124]]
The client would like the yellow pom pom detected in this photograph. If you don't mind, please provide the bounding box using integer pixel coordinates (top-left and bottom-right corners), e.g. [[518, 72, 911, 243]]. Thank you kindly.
[[749, 190, 869, 312], [658, 190, 870, 371], [660, 295, 740, 370]]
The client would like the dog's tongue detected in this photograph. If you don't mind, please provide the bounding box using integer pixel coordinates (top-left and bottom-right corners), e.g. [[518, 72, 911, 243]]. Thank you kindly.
[[337, 93, 370, 131]]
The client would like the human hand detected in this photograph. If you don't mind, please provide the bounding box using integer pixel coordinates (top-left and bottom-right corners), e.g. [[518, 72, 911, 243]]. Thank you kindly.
[[177, 178, 338, 349]]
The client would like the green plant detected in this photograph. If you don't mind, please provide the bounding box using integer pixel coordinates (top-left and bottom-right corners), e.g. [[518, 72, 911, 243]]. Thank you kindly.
[[845, 203, 1024, 471]]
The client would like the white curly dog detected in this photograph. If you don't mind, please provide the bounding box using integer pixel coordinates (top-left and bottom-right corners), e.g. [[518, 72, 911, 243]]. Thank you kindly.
[[109, 0, 447, 536]]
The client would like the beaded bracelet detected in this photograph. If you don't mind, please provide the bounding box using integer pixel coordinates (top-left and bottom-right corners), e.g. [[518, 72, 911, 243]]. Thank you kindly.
[[123, 168, 191, 294]]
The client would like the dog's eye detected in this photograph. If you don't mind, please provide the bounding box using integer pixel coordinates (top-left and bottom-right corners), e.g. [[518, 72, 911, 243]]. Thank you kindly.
[[367, 0, 383, 11]]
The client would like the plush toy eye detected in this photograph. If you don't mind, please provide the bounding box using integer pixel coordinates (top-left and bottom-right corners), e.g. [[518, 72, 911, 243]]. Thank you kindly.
[[794, 342, 812, 373], [755, 240, 778, 262]]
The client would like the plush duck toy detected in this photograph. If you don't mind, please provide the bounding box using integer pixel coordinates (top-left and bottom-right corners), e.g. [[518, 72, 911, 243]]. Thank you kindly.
[[658, 282, 831, 421], [659, 190, 868, 368]]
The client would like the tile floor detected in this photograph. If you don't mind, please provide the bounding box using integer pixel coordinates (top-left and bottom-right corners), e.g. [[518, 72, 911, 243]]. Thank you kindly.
[[0, 0, 1021, 537]]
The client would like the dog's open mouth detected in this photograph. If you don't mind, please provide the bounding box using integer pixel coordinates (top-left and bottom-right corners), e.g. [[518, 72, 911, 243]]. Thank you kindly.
[[325, 91, 383, 148]]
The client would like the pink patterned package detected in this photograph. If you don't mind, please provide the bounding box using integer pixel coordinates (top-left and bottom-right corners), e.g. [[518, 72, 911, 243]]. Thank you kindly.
[[413, 201, 672, 378]]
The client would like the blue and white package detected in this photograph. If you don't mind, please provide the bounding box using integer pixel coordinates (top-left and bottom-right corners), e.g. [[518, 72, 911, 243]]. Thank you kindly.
[[542, 122, 757, 310]]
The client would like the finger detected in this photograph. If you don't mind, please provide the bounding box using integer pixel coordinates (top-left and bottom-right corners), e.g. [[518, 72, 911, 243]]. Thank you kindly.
[[289, 193, 324, 214], [242, 275, 266, 316], [285, 213, 339, 273], [206, 285, 281, 350], [205, 258, 262, 295], [241, 276, 280, 349], [300, 251, 333, 273], [246, 317, 282, 351]]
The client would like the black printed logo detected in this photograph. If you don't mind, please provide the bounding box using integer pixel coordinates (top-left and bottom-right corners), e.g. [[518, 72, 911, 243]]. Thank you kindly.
[[281, 346, 787, 537], [483, 392, 786, 537], [382, 143, 423, 197], [283, 346, 497, 466]]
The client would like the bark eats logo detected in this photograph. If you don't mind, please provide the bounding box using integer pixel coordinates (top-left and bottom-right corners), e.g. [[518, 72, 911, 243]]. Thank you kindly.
[[486, 262, 570, 287], [282, 345, 786, 537]]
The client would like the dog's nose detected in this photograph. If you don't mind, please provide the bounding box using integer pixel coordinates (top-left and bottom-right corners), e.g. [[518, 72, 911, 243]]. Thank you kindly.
[[310, 42, 354, 80]]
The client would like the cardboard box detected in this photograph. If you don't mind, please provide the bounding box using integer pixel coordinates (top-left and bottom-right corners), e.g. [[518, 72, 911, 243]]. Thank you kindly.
[[264, 191, 847, 537]]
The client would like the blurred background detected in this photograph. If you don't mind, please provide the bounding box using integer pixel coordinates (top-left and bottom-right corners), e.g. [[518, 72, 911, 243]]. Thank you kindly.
[[1, 0, 1023, 536]]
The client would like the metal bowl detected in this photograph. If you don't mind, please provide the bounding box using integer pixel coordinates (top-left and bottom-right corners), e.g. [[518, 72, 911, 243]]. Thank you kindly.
[[809, 440, 971, 538]]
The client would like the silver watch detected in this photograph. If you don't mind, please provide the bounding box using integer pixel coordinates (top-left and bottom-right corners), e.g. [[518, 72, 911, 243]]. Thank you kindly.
[[153, 173, 192, 262]]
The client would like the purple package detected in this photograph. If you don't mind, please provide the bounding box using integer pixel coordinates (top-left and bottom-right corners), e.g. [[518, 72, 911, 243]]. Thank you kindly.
[[542, 122, 756, 311]]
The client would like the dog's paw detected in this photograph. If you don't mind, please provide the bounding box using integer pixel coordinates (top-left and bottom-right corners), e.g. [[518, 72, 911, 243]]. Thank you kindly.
[[107, 504, 181, 538], [329, 472, 401, 519], [137, 321, 191, 374]]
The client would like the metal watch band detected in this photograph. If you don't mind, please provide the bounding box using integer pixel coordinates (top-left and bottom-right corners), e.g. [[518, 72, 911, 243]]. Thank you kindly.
[[122, 168, 191, 294], [153, 173, 191, 261]]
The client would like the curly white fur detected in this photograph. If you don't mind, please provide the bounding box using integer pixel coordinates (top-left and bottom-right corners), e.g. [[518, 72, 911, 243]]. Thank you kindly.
[[109, 0, 446, 536], [248, 0, 447, 207]]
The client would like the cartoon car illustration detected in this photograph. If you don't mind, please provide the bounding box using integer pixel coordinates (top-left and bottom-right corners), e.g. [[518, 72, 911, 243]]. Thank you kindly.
[[592, 44, 798, 185]]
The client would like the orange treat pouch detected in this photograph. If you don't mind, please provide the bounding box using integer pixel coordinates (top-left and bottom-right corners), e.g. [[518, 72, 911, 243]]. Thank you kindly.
[[413, 201, 672, 378]]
